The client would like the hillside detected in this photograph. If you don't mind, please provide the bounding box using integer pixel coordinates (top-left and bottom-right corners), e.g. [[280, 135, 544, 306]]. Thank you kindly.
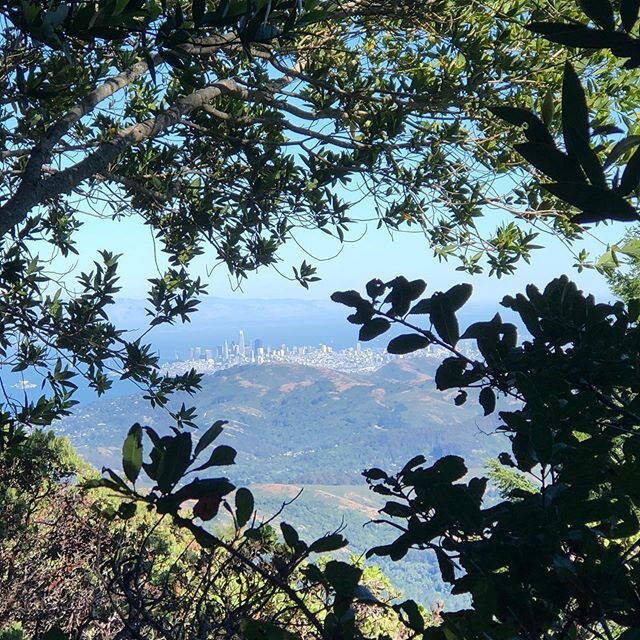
[[56, 358, 503, 484], [54, 358, 505, 605]]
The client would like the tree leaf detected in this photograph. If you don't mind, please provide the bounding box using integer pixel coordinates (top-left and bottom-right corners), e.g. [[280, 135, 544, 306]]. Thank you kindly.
[[194, 419, 227, 457], [122, 423, 143, 484], [191, 444, 236, 472], [578, 0, 614, 30], [235, 487, 254, 528], [541, 91, 554, 126], [156, 432, 192, 493], [564, 124, 606, 189], [387, 334, 431, 354], [444, 283, 473, 311], [479, 387, 496, 416], [562, 62, 590, 156], [280, 522, 299, 548], [488, 106, 554, 145], [331, 290, 366, 308], [543, 182, 639, 222], [619, 145, 640, 196], [526, 22, 633, 49], [621, 0, 640, 32], [604, 135, 640, 168], [309, 533, 348, 553], [430, 293, 460, 346], [359, 317, 391, 341], [514, 143, 585, 183]]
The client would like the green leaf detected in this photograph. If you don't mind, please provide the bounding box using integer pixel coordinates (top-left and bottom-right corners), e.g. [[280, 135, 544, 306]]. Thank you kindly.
[[620, 238, 640, 260], [122, 423, 143, 484], [235, 487, 254, 528], [359, 318, 391, 341], [578, 0, 614, 30], [387, 334, 431, 354], [564, 124, 606, 189], [194, 420, 227, 457], [541, 91, 554, 126], [478, 387, 496, 416]]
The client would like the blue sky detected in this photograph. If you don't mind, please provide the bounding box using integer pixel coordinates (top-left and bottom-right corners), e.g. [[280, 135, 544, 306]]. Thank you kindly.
[[56, 207, 628, 306]]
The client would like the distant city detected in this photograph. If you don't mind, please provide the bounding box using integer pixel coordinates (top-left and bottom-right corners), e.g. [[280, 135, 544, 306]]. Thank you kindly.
[[161, 330, 481, 376]]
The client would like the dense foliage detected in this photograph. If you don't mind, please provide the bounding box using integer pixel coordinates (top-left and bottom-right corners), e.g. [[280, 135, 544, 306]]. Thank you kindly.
[[4, 0, 640, 637], [334, 274, 640, 638]]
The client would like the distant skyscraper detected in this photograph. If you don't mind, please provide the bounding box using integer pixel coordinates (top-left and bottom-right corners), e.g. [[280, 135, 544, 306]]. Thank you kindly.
[[223, 340, 229, 360], [239, 330, 245, 357]]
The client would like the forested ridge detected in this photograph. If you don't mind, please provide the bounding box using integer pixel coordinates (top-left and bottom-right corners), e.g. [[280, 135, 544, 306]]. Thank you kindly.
[[3, 0, 640, 638]]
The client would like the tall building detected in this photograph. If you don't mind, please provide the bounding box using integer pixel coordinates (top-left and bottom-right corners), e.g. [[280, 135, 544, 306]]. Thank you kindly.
[[239, 330, 245, 357], [223, 340, 229, 361]]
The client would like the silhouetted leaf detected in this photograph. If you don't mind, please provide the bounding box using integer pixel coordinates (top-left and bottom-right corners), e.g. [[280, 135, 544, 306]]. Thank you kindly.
[[194, 419, 227, 457], [444, 283, 473, 311], [192, 0, 206, 24], [331, 290, 366, 308], [435, 357, 466, 390], [122, 423, 143, 484], [430, 293, 460, 345], [435, 547, 456, 583], [409, 298, 432, 314], [543, 183, 639, 221], [235, 487, 254, 528], [527, 22, 633, 49], [619, 145, 640, 196], [514, 143, 585, 183], [564, 125, 606, 188], [359, 318, 391, 341], [309, 533, 348, 553], [280, 522, 299, 548], [191, 444, 236, 471], [488, 106, 554, 145], [621, 0, 640, 32], [365, 278, 386, 298], [396, 600, 424, 632], [562, 62, 589, 158], [479, 387, 496, 416], [387, 334, 431, 354], [156, 432, 192, 493], [578, 0, 614, 30], [604, 135, 640, 168]]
